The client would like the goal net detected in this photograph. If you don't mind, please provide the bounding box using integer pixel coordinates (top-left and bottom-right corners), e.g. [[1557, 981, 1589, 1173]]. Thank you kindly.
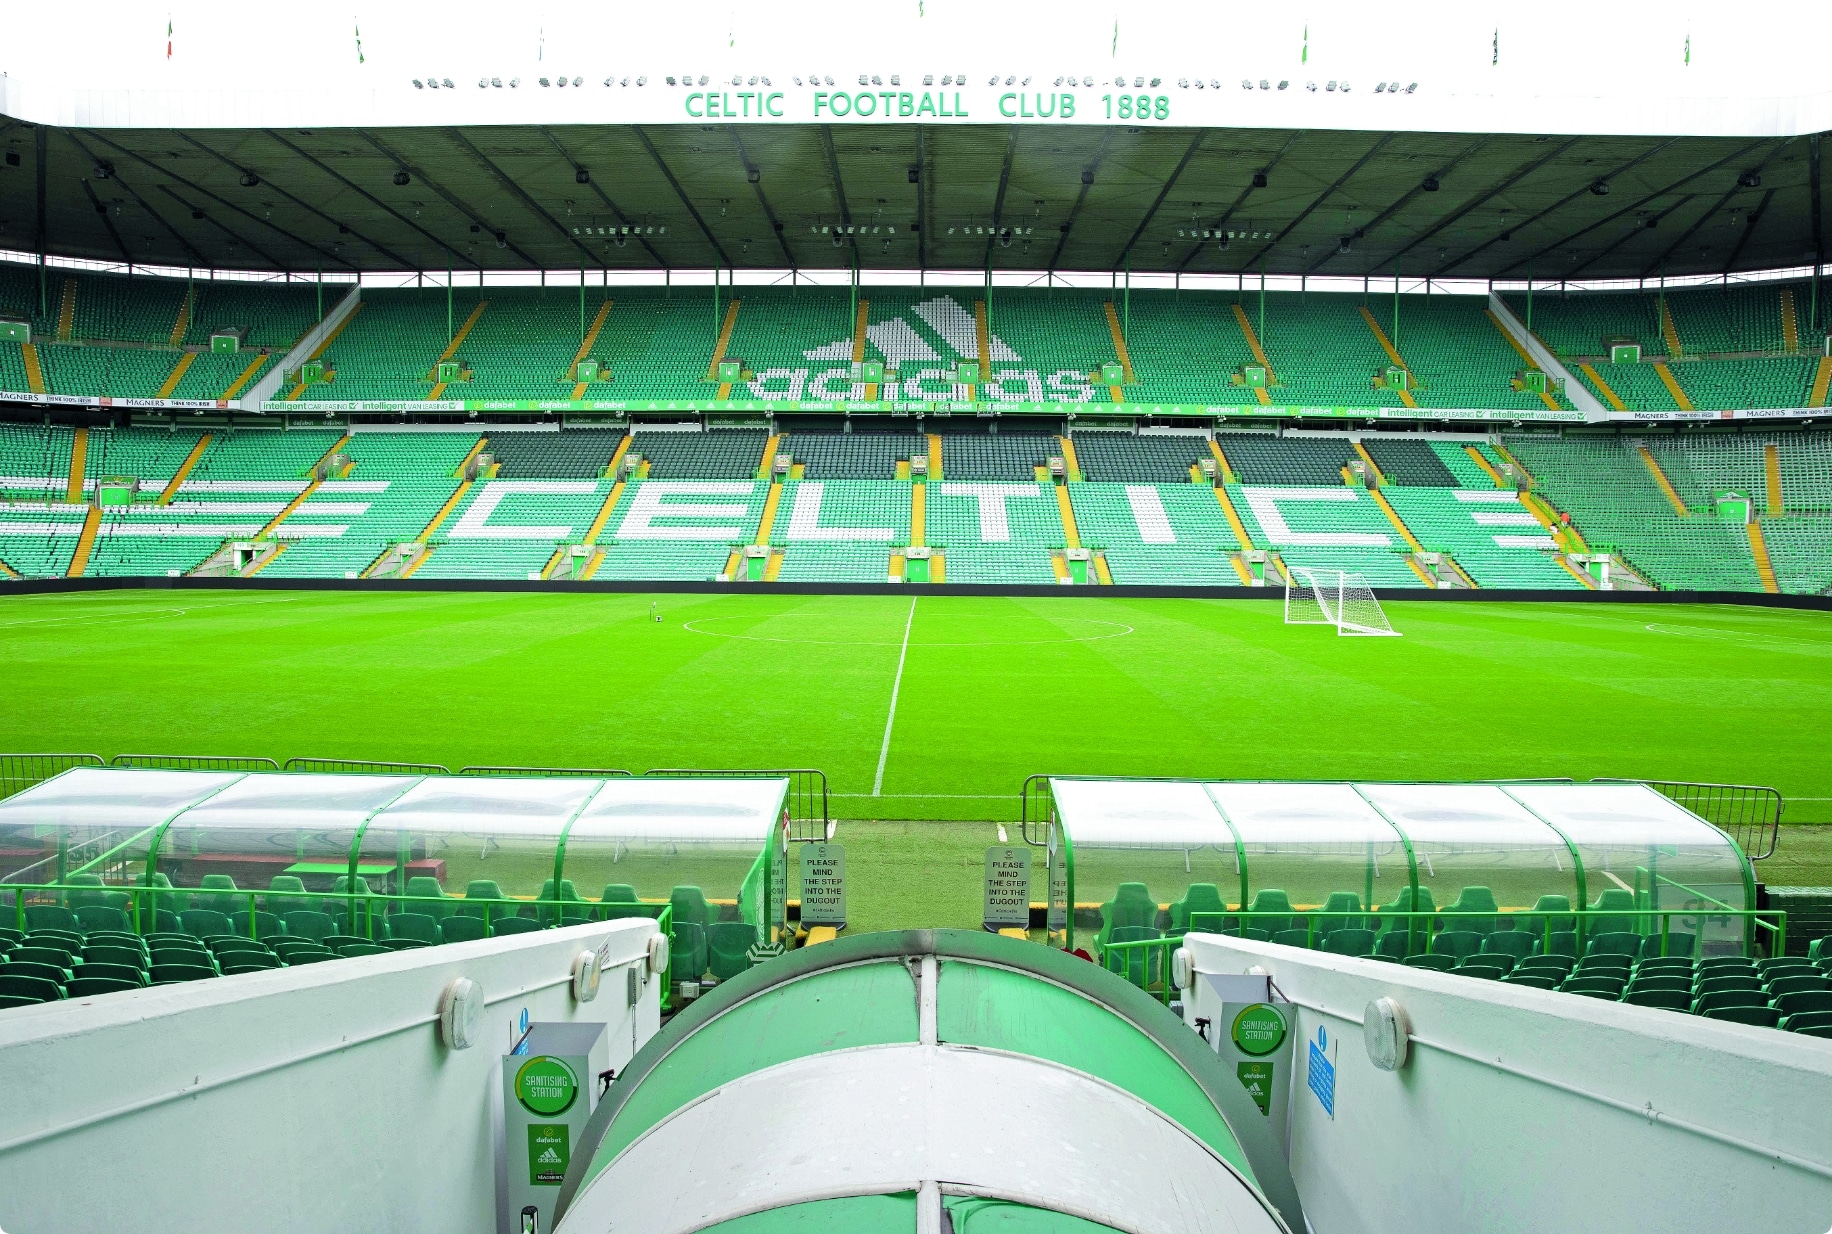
[[1285, 567, 1401, 637]]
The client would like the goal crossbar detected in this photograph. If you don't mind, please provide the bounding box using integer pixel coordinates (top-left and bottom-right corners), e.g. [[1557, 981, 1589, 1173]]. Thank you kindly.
[[1285, 567, 1401, 637]]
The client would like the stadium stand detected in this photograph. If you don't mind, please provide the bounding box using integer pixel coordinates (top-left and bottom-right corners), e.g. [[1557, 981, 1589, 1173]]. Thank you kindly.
[[1073, 432, 1212, 483], [783, 432, 926, 479], [924, 480, 1061, 582], [485, 428, 626, 479], [935, 432, 1058, 481], [629, 429, 766, 479], [1217, 433, 1355, 485], [1359, 438, 1461, 487], [1070, 484, 1240, 584]]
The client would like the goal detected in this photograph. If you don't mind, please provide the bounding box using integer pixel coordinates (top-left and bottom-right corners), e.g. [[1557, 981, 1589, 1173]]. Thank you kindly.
[[1285, 567, 1401, 637]]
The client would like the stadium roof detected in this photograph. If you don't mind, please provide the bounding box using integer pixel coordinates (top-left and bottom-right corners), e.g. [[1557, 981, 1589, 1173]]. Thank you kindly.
[[0, 117, 1823, 283]]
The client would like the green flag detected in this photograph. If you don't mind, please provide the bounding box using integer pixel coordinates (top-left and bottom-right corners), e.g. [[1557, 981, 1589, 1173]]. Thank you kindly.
[[1112, 19, 1118, 57], [1684, 34, 1690, 65], [1301, 25, 1307, 64], [354, 20, 364, 64], [1492, 28, 1499, 66]]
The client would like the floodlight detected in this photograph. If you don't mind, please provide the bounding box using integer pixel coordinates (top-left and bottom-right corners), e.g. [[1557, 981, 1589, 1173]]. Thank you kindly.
[[736, 76, 744, 86], [941, 75, 952, 86], [413, 79, 424, 89], [1134, 76, 1144, 87], [92, 161, 113, 179], [510, 78, 520, 87], [1260, 79, 1269, 89], [1277, 80, 1288, 89], [575, 77, 584, 87], [760, 77, 769, 86], [1341, 82, 1351, 91], [495, 231, 508, 248], [479, 78, 488, 88], [1083, 76, 1093, 86], [1306, 81, 1317, 91], [862, 75, 871, 86], [999, 229, 1013, 248], [1208, 78, 1218, 88], [1389, 81, 1399, 92], [1325, 80, 1336, 91], [393, 170, 411, 186], [492, 77, 502, 87], [701, 75, 710, 85], [923, 75, 933, 85], [239, 172, 259, 187], [873, 75, 883, 86], [1216, 235, 1229, 249], [1056, 77, 1065, 86], [540, 77, 550, 87], [1738, 171, 1762, 188], [1375, 82, 1385, 93], [1591, 180, 1610, 195], [1193, 79, 1203, 89], [749, 76, 758, 86], [1006, 76, 1015, 86], [1149, 77, 1160, 87], [1252, 171, 1267, 188], [1406, 83, 1417, 92], [443, 79, 453, 88], [607, 77, 617, 87], [890, 75, 900, 85], [575, 167, 590, 184], [1022, 76, 1031, 85], [1116, 76, 1126, 87], [825, 76, 835, 86], [989, 76, 999, 86], [908, 165, 920, 183], [1421, 175, 1440, 192], [669, 76, 679, 86], [1338, 236, 1352, 254]]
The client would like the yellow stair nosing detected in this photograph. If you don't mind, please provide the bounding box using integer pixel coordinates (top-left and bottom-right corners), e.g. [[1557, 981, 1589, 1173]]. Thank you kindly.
[[1054, 484, 1081, 549], [66, 427, 89, 503], [222, 352, 270, 400], [158, 433, 213, 505], [1101, 302, 1135, 384], [973, 300, 993, 381], [706, 299, 743, 380], [67, 506, 102, 577], [283, 301, 365, 402], [1652, 361, 1695, 412], [155, 351, 198, 399], [1637, 445, 1690, 516]]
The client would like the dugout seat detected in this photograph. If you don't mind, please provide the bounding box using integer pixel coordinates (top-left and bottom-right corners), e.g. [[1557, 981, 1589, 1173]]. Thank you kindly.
[[24, 905, 79, 934], [384, 913, 440, 945], [1430, 930, 1484, 961], [178, 909, 232, 938], [1321, 929, 1376, 957], [264, 876, 312, 917], [1639, 931, 1696, 960], [439, 915, 488, 944], [282, 911, 336, 942], [1167, 883, 1228, 935], [707, 923, 758, 981], [1245, 889, 1299, 937], [405, 877, 454, 919], [669, 886, 714, 930], [1442, 886, 1500, 933], [1319, 892, 1366, 932], [458, 881, 507, 920], [671, 921, 708, 981], [492, 918, 541, 937], [230, 910, 286, 940], [1096, 884, 1159, 949], [1480, 931, 1535, 960], [192, 874, 241, 914], [1584, 932, 1642, 959]]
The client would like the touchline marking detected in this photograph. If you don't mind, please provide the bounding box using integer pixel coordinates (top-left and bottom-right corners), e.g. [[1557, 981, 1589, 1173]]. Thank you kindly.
[[872, 596, 918, 798]]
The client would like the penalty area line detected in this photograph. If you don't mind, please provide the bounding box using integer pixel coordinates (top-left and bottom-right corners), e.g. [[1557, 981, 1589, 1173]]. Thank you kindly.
[[871, 595, 918, 798]]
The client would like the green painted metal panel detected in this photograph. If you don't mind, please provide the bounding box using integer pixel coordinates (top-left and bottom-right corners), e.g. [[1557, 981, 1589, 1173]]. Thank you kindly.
[[700, 1193, 916, 1232], [935, 960, 1252, 1180], [586, 961, 918, 1174]]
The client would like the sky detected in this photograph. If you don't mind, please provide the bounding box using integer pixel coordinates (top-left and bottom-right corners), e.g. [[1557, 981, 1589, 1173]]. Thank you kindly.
[[2, 0, 1825, 101]]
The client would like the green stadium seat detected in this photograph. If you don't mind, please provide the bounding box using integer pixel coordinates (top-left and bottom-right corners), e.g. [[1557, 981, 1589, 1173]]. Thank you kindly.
[[1560, 977, 1625, 997], [1621, 988, 1691, 1011], [1639, 932, 1696, 960], [24, 905, 79, 934], [668, 886, 714, 930], [598, 884, 639, 904], [1692, 988, 1769, 1015], [601, 903, 656, 921], [1454, 960, 1510, 980], [384, 913, 440, 944], [269, 939, 330, 960], [1318, 892, 1366, 931], [1168, 883, 1229, 935], [1584, 932, 1642, 959], [65, 976, 140, 997], [0, 927, 22, 946], [532, 879, 590, 925], [405, 877, 454, 919], [1624, 976, 1692, 995], [62, 874, 112, 909], [230, 910, 286, 940], [192, 874, 242, 914], [1480, 931, 1536, 960], [1772, 990, 1832, 1016], [264, 876, 313, 917], [220, 955, 282, 973], [1781, 1010, 1832, 1036], [1695, 973, 1764, 996], [1403, 954, 1455, 971], [320, 935, 368, 951], [1321, 929, 1376, 957], [1757, 957, 1818, 978], [458, 881, 508, 920], [1269, 928, 1313, 949], [7, 960, 72, 984], [84, 931, 146, 951], [707, 922, 758, 981], [381, 939, 428, 952], [209, 939, 271, 960], [1103, 925, 1162, 987], [178, 909, 233, 938], [1705, 1004, 1781, 1028], [75, 962, 146, 986], [1244, 889, 1298, 936], [282, 911, 337, 942], [82, 945, 148, 969], [149, 963, 216, 984], [1373, 931, 1412, 960], [1764, 975, 1830, 998], [1442, 886, 1500, 933], [1095, 884, 1160, 948], [439, 915, 488, 944], [1377, 886, 1436, 935], [1696, 956, 1758, 975], [671, 920, 708, 980], [1587, 889, 1638, 931], [492, 918, 541, 937], [1430, 930, 1484, 961], [129, 873, 179, 917], [0, 974, 65, 1002], [332, 942, 388, 957], [1520, 957, 1576, 977], [282, 950, 334, 965], [12, 944, 77, 967], [1633, 957, 1695, 976], [1500, 972, 1558, 990]]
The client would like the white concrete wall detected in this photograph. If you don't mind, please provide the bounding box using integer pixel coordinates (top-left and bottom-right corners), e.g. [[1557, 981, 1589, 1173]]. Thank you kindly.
[[239, 283, 361, 411], [1486, 291, 1607, 422], [0, 919, 660, 1234], [1183, 934, 1832, 1234]]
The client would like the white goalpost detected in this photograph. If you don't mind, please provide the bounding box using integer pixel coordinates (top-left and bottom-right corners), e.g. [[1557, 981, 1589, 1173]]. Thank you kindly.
[[1284, 567, 1401, 637]]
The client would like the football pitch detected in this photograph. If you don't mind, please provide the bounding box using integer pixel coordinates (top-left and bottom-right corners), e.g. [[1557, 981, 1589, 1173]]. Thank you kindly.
[[3, 589, 1828, 928]]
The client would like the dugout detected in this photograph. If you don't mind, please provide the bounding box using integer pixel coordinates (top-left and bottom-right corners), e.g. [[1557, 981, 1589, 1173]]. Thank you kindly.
[[1040, 778, 1761, 966], [0, 768, 788, 996]]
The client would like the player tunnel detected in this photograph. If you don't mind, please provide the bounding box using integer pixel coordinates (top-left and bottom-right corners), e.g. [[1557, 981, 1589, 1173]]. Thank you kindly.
[[553, 928, 1305, 1234]]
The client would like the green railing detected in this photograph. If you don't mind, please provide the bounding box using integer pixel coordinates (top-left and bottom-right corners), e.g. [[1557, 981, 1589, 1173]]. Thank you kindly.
[[1099, 907, 1789, 1006]]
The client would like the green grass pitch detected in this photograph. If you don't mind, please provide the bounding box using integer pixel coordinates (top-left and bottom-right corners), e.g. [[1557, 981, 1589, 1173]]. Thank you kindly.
[[3, 589, 1828, 929]]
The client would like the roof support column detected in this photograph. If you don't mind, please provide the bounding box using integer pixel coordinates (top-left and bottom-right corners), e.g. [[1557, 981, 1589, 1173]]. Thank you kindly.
[[35, 125, 47, 317]]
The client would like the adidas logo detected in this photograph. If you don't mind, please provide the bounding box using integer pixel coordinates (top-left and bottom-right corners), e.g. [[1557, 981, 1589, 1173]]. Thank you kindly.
[[744, 295, 1095, 404], [536, 1147, 563, 1164]]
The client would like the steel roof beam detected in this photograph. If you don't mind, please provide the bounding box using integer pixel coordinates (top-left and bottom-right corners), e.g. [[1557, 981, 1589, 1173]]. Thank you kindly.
[[983, 126, 1020, 268], [817, 124, 856, 265], [357, 129, 541, 267], [1491, 138, 1767, 279], [1117, 128, 1206, 267], [1722, 186, 1776, 274], [154, 183, 285, 269], [1640, 140, 1792, 278], [263, 129, 472, 269], [1175, 131, 1304, 273], [730, 126, 796, 269], [1380, 137, 1583, 277], [634, 126, 730, 267], [1049, 129, 1113, 271], [1304, 136, 1490, 276], [77, 176, 132, 265], [60, 130, 202, 267], [539, 127, 668, 268], [176, 132, 416, 270], [87, 131, 341, 269], [1239, 133, 1393, 273], [444, 128, 601, 266]]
